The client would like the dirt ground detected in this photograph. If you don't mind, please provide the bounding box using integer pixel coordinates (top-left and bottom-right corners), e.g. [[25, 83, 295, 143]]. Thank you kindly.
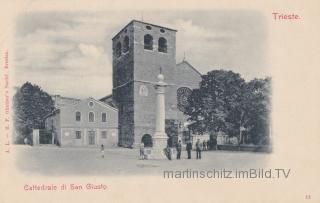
[[15, 145, 270, 176]]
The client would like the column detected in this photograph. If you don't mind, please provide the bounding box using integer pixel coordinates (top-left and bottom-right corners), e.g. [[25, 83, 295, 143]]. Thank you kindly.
[[149, 73, 168, 159]]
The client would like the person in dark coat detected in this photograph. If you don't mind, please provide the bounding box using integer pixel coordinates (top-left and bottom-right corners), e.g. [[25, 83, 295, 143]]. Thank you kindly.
[[196, 139, 202, 159], [176, 140, 182, 159], [186, 140, 192, 159], [207, 140, 211, 150], [212, 138, 217, 150]]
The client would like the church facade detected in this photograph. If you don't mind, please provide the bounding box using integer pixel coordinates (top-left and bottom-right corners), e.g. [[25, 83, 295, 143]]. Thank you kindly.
[[109, 20, 202, 148]]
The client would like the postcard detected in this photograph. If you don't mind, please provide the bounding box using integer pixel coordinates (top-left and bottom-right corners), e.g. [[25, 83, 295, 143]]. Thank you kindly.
[[1, 0, 320, 202]]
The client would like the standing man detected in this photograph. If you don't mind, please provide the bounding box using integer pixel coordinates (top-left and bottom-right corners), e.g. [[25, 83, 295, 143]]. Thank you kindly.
[[176, 140, 182, 159], [212, 138, 217, 150], [196, 139, 202, 159], [186, 140, 192, 159]]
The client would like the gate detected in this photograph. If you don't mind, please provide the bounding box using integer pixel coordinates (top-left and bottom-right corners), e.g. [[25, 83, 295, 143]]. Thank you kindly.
[[39, 129, 54, 144]]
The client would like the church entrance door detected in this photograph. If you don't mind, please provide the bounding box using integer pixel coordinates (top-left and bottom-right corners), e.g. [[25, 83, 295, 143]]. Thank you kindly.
[[141, 134, 153, 147]]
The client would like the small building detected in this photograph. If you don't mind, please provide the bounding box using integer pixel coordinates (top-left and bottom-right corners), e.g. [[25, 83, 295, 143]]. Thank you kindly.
[[44, 97, 118, 147]]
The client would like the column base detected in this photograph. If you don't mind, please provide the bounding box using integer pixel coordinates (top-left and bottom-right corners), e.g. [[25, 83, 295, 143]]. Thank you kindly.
[[147, 134, 168, 159]]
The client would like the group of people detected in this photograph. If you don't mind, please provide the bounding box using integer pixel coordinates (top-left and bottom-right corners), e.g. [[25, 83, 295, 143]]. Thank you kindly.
[[139, 139, 207, 160], [186, 139, 203, 159], [170, 139, 204, 160], [101, 139, 212, 160], [202, 139, 211, 151]]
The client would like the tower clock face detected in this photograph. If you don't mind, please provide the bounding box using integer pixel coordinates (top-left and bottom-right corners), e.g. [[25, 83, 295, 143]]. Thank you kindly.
[[177, 87, 192, 112]]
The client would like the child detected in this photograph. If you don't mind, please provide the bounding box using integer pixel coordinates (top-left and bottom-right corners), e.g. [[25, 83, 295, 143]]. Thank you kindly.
[[140, 143, 145, 160], [100, 144, 105, 158]]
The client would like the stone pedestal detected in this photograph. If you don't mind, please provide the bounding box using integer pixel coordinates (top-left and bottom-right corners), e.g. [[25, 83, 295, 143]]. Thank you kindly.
[[149, 73, 168, 159], [149, 133, 167, 159]]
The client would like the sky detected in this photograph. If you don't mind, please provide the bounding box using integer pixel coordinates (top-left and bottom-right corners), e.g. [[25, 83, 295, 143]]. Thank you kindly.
[[14, 10, 268, 99]]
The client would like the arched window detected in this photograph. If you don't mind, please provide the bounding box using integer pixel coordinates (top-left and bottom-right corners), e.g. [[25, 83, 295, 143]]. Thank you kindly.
[[123, 36, 129, 53], [75, 111, 81, 121], [89, 112, 95, 122], [144, 34, 153, 50], [115, 42, 121, 57], [158, 37, 167, 53]]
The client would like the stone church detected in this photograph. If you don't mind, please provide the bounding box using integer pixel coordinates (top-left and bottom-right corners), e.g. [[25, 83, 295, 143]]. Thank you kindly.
[[100, 20, 204, 148]]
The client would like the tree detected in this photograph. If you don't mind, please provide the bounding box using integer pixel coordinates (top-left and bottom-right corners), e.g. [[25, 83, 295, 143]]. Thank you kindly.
[[241, 77, 271, 144], [13, 82, 55, 144], [184, 70, 271, 145], [184, 70, 245, 139]]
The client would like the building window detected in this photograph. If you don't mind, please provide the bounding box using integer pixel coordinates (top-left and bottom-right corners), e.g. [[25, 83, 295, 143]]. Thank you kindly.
[[144, 34, 153, 50], [101, 131, 107, 139], [75, 111, 81, 121], [158, 37, 167, 53], [89, 112, 95, 122], [76, 131, 81, 139], [160, 28, 165, 33], [146, 25, 152, 30], [115, 42, 121, 57], [102, 113, 107, 122], [123, 36, 129, 53]]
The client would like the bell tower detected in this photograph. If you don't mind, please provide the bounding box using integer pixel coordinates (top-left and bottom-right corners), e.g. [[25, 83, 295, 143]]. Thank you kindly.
[[112, 20, 177, 148]]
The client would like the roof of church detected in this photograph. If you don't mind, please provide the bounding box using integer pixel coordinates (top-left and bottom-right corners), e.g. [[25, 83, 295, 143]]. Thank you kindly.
[[176, 60, 202, 76], [112, 19, 177, 40], [99, 94, 112, 101], [99, 94, 117, 108]]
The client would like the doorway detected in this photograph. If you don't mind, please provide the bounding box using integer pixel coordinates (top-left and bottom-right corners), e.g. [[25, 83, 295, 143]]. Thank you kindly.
[[141, 134, 153, 147], [88, 131, 96, 145]]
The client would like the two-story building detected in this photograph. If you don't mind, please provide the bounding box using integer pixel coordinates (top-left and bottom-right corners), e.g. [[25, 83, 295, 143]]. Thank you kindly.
[[44, 97, 118, 147]]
